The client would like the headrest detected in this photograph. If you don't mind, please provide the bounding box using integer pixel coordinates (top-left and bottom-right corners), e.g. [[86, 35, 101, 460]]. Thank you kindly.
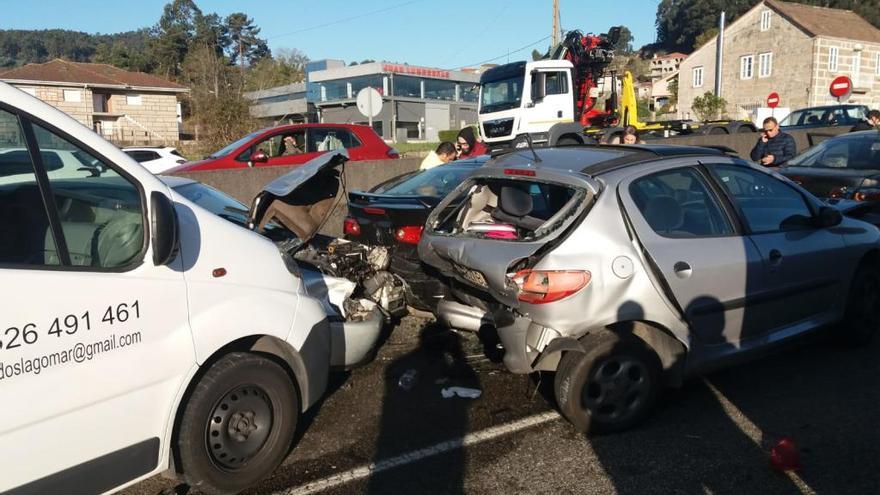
[[499, 186, 533, 218], [644, 195, 683, 233]]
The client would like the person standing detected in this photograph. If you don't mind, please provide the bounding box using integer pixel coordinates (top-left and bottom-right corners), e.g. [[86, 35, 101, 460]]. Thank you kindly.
[[420, 141, 457, 170], [456, 127, 487, 158], [850, 109, 880, 132], [750, 117, 796, 167]]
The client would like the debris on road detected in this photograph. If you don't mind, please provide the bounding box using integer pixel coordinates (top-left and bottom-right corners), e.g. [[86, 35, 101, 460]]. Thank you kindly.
[[769, 437, 801, 472], [441, 387, 482, 399]]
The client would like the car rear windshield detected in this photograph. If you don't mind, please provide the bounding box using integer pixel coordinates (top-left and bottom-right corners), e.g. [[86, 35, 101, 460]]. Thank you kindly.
[[788, 133, 880, 170], [374, 165, 477, 197], [429, 177, 586, 241]]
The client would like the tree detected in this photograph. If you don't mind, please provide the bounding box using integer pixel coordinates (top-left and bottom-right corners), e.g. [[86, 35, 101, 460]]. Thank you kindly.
[[613, 26, 634, 54], [149, 0, 202, 78], [245, 48, 309, 91], [531, 49, 544, 61], [225, 13, 269, 69], [694, 27, 719, 49], [667, 75, 679, 107], [691, 91, 727, 120]]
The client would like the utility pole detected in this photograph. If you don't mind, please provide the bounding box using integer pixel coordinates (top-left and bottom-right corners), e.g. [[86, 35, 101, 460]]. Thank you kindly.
[[552, 0, 561, 47], [714, 11, 725, 97]]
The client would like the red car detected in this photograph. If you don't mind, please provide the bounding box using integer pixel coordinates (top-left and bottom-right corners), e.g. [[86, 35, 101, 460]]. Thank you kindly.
[[172, 123, 398, 172]]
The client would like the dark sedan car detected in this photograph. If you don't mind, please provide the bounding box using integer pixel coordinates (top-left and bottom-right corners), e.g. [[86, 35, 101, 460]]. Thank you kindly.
[[779, 104, 869, 130], [345, 157, 488, 310]]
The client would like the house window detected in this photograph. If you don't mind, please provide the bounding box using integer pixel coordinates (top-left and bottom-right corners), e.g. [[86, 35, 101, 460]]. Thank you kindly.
[[876, 53, 880, 75], [126, 94, 142, 106], [740, 55, 754, 79], [63, 89, 81, 102], [829, 47, 839, 72], [692, 66, 704, 88], [759, 52, 773, 78], [852, 53, 861, 87], [761, 10, 772, 31]]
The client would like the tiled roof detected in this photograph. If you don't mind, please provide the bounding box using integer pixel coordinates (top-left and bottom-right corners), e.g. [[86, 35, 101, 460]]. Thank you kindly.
[[766, 0, 880, 43], [0, 59, 188, 91]]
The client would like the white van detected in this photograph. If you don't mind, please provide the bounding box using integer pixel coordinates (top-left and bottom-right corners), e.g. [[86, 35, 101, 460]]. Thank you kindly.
[[0, 83, 377, 494]]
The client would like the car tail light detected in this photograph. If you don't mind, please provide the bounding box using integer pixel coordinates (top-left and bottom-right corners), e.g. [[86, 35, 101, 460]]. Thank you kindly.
[[364, 207, 386, 215], [829, 187, 847, 199], [854, 189, 880, 202], [511, 270, 591, 304], [395, 226, 423, 244], [387, 148, 400, 159], [344, 217, 361, 236]]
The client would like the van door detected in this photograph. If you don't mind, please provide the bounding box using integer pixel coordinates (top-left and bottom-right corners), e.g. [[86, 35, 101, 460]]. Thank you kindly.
[[0, 108, 193, 493]]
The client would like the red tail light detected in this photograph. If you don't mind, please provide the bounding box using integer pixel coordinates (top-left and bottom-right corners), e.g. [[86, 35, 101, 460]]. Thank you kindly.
[[363, 207, 386, 215], [344, 217, 361, 236], [829, 187, 847, 199], [854, 189, 880, 202], [395, 226, 423, 244], [511, 270, 591, 304]]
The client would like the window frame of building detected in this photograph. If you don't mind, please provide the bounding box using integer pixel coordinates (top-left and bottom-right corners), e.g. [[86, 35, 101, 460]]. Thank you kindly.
[[829, 46, 839, 72], [63, 89, 81, 102], [760, 10, 772, 31], [852, 52, 861, 87], [876, 52, 880, 76], [126, 94, 143, 106], [692, 66, 704, 88], [740, 55, 754, 80], [758, 52, 773, 78]]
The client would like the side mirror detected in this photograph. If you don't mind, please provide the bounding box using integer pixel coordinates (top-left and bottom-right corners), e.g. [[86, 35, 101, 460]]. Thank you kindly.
[[530, 70, 546, 102], [815, 206, 843, 228], [151, 191, 178, 266], [250, 150, 268, 165]]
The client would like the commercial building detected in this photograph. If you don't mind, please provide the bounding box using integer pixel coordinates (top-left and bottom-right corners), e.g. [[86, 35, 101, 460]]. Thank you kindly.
[[0, 59, 188, 145], [678, 0, 880, 120], [246, 60, 482, 141]]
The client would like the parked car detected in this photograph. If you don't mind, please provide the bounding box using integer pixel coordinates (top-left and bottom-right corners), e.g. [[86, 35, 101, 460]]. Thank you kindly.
[[0, 82, 381, 494], [122, 146, 186, 174], [780, 130, 880, 199], [172, 123, 399, 172], [779, 104, 869, 130], [418, 144, 880, 433], [346, 157, 488, 310]]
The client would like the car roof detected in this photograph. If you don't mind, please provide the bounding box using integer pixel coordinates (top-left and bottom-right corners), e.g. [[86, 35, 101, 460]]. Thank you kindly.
[[791, 104, 866, 111], [158, 175, 197, 188], [486, 144, 730, 176]]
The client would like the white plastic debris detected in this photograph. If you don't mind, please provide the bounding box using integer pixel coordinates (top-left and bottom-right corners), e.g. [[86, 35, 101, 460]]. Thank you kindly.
[[441, 387, 482, 399]]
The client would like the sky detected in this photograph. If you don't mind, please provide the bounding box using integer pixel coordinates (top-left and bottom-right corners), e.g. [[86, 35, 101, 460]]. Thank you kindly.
[[2, 0, 660, 69]]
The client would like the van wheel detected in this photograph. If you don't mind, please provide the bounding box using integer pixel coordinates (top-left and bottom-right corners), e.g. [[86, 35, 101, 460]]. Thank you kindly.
[[554, 331, 661, 434], [842, 263, 880, 345], [177, 352, 299, 495], [556, 136, 581, 146]]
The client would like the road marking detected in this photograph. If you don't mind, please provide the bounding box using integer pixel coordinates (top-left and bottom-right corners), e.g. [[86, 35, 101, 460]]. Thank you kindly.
[[703, 379, 816, 495], [276, 411, 561, 495]]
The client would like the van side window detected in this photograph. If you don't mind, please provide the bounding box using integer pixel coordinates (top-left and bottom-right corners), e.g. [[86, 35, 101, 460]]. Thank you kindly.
[[32, 123, 145, 268], [0, 109, 61, 266]]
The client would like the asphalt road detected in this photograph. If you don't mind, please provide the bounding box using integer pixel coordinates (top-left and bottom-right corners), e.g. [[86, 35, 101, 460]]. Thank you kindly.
[[123, 316, 880, 495]]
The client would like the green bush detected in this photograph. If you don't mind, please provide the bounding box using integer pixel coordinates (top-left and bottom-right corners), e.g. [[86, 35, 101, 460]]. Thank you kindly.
[[438, 129, 460, 143]]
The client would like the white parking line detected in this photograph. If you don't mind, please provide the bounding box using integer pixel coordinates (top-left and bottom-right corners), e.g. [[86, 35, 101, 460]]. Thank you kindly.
[[276, 411, 561, 495]]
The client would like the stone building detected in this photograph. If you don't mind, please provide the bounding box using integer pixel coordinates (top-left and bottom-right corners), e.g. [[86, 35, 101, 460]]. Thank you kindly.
[[650, 52, 688, 80], [678, 0, 880, 120], [0, 59, 188, 145]]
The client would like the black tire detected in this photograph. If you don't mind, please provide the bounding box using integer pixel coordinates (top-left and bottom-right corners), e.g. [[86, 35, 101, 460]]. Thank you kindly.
[[708, 126, 728, 135], [736, 125, 756, 133], [554, 331, 662, 434], [556, 136, 581, 146], [842, 263, 880, 346], [177, 352, 299, 495]]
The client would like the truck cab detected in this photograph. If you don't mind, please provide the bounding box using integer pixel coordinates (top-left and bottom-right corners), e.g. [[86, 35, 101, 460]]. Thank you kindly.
[[479, 60, 584, 149]]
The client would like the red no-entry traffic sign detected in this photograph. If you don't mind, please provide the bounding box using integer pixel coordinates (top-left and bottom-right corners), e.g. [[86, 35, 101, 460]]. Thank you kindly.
[[830, 76, 852, 98], [767, 92, 780, 108]]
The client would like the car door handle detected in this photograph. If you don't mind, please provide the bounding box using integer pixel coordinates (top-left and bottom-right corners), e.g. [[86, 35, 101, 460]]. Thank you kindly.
[[557, 110, 563, 118], [769, 249, 783, 265], [673, 261, 692, 279]]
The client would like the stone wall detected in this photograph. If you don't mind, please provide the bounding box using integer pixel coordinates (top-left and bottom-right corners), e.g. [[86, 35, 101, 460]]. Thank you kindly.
[[647, 125, 850, 158], [810, 37, 880, 108]]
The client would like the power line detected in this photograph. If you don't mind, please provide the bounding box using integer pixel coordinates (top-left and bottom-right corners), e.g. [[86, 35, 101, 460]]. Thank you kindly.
[[449, 35, 552, 70], [267, 0, 423, 40]]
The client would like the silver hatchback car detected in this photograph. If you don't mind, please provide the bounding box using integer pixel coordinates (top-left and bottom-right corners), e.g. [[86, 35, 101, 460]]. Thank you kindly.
[[419, 145, 880, 433]]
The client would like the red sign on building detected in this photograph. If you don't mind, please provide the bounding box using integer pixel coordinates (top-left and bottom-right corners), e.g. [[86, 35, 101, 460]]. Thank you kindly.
[[382, 63, 451, 79], [829, 76, 852, 98], [766, 92, 780, 108]]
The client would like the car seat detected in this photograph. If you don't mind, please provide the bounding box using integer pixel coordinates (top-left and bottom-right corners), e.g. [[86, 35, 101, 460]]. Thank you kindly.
[[491, 185, 544, 232], [643, 195, 685, 236]]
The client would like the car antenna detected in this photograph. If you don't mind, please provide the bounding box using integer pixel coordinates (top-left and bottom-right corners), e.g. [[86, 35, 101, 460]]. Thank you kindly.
[[524, 133, 542, 163]]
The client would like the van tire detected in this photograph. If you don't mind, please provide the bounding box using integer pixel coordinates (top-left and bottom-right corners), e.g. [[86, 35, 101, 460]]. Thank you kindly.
[[177, 352, 299, 495], [556, 136, 581, 146], [554, 331, 661, 434]]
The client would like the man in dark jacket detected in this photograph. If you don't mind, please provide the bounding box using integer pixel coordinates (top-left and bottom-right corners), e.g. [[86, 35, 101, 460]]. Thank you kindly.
[[850, 109, 880, 132], [750, 116, 797, 167]]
